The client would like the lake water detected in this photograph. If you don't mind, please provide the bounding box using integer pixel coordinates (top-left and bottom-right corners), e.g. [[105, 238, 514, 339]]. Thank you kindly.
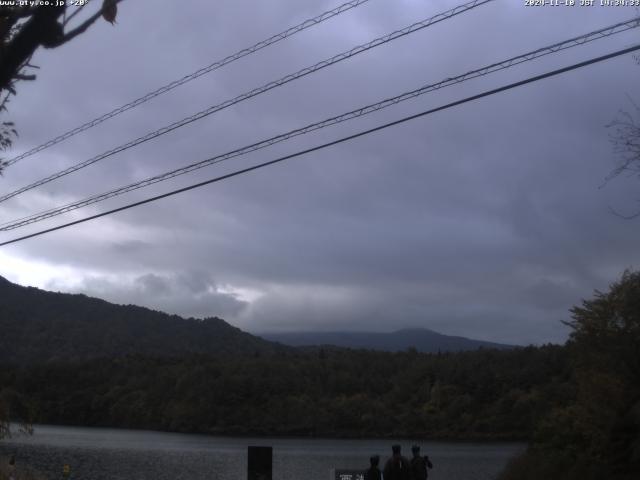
[[0, 425, 524, 480]]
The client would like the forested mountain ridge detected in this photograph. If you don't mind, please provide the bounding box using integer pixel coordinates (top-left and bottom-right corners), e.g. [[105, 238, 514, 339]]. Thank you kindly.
[[0, 275, 284, 364], [259, 328, 514, 352]]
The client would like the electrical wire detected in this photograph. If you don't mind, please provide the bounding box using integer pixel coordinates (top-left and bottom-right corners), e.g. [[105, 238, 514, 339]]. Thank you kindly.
[[3, 0, 374, 168], [2, 15, 638, 232], [1, 43, 638, 247], [0, 0, 494, 204]]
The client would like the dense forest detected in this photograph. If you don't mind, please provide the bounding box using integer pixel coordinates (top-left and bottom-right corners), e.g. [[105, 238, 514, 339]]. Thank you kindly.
[[1, 345, 570, 439]]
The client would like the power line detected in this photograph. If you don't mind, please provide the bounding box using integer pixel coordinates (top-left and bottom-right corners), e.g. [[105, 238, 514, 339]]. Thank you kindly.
[[2, 43, 638, 248], [0, 0, 494, 204], [2, 16, 638, 232], [3, 0, 374, 168]]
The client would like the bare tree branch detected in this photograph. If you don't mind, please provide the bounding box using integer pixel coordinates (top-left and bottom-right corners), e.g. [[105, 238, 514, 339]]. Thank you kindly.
[[605, 96, 640, 183], [608, 204, 640, 220], [13, 73, 35, 81], [51, 0, 124, 47], [63, 3, 89, 27]]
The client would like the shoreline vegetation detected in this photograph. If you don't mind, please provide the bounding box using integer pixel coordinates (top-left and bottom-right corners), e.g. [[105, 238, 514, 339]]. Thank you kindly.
[[0, 345, 570, 441]]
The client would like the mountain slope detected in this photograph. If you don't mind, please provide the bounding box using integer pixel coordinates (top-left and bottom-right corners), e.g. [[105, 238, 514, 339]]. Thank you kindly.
[[0, 275, 283, 364], [258, 328, 515, 353]]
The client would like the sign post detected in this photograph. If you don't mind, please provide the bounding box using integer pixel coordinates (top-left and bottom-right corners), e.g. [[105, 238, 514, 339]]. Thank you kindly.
[[247, 446, 272, 480]]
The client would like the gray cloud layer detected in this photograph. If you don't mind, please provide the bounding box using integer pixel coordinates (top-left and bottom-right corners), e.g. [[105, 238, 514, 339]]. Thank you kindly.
[[1, 0, 639, 344]]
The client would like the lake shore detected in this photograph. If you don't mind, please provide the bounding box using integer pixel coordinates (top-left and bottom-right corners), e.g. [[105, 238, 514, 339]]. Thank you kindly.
[[11, 421, 528, 443], [1, 425, 525, 480]]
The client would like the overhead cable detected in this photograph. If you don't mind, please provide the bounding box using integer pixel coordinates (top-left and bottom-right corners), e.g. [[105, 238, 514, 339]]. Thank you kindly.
[[2, 16, 638, 232], [0, 0, 494, 203], [1, 43, 638, 247], [3, 0, 374, 168]]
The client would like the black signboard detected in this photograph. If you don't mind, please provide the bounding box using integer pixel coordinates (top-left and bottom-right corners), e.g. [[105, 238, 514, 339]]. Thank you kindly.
[[248, 446, 272, 480]]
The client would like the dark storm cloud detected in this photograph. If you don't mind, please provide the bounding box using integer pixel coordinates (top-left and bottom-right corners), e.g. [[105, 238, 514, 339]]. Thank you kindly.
[[2, 0, 640, 344]]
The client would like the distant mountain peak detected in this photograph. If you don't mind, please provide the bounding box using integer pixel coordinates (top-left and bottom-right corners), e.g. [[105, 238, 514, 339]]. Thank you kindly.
[[393, 327, 437, 334], [258, 329, 515, 353]]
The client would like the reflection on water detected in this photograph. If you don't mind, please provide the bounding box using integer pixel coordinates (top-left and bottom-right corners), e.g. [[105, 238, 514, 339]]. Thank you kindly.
[[0, 425, 524, 480]]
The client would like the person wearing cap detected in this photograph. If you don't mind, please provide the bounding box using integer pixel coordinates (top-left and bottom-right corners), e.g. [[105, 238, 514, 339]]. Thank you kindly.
[[410, 445, 433, 480], [383, 444, 411, 480], [365, 454, 382, 480]]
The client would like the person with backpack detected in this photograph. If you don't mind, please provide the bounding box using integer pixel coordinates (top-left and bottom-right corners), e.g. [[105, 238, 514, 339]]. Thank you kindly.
[[410, 445, 433, 480], [383, 445, 411, 480]]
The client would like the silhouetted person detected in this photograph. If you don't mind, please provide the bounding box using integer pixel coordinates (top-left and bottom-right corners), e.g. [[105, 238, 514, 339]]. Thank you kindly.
[[383, 445, 411, 480], [410, 445, 433, 480], [365, 455, 382, 480], [8, 454, 16, 480]]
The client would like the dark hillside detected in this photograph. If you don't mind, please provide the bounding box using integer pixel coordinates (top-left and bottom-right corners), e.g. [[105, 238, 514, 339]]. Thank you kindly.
[[0, 276, 283, 364]]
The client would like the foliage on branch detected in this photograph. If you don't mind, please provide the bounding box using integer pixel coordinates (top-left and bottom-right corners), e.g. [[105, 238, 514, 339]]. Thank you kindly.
[[0, 0, 122, 173], [500, 270, 640, 480]]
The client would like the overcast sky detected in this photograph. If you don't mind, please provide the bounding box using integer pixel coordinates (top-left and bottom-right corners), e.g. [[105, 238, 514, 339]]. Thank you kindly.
[[1, 0, 639, 344]]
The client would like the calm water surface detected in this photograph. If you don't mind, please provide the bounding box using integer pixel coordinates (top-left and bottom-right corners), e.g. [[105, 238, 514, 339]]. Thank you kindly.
[[0, 425, 524, 480]]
